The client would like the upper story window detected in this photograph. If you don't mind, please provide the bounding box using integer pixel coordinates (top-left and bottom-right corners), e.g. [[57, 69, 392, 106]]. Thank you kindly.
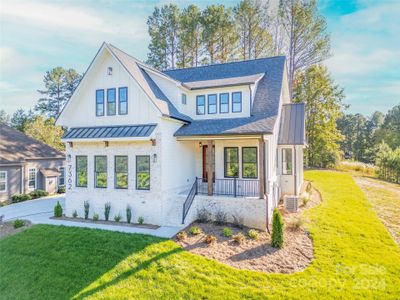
[[95, 156, 107, 188], [107, 88, 116, 116], [196, 95, 205, 115], [118, 87, 128, 115], [28, 168, 36, 189], [219, 93, 229, 113], [282, 148, 293, 175], [76, 156, 88, 187], [181, 93, 187, 105], [232, 92, 242, 113], [208, 94, 217, 114], [96, 89, 104, 116], [0, 171, 7, 192]]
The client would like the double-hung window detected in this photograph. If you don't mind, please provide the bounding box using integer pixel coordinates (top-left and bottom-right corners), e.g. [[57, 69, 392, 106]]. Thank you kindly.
[[58, 167, 65, 186], [115, 156, 128, 189], [96, 89, 104, 116], [95, 156, 107, 188], [136, 156, 150, 190], [107, 88, 116, 116], [28, 168, 36, 189], [118, 87, 128, 115], [282, 148, 293, 175], [76, 156, 88, 187], [181, 93, 187, 105], [219, 93, 229, 113], [224, 147, 239, 178], [0, 171, 7, 192], [196, 95, 205, 115], [242, 147, 258, 178], [232, 92, 242, 112], [208, 94, 217, 114]]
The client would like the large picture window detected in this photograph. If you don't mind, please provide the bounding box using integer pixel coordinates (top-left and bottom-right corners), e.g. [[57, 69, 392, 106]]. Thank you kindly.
[[224, 147, 239, 178], [96, 89, 104, 116], [95, 156, 107, 188], [28, 168, 36, 189], [232, 92, 242, 113], [136, 156, 150, 190], [208, 94, 217, 114], [219, 93, 229, 113], [107, 88, 116, 116], [0, 171, 7, 192], [196, 95, 205, 115], [58, 167, 65, 186], [242, 147, 258, 178], [76, 156, 88, 187], [115, 156, 128, 189], [118, 87, 128, 115], [282, 148, 293, 175]]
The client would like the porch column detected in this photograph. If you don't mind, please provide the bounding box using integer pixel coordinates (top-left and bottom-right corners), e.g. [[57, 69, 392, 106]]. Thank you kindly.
[[207, 140, 213, 196], [259, 137, 265, 199]]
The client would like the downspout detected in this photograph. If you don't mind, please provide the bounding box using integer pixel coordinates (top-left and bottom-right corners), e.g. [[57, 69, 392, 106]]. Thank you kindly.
[[294, 146, 297, 195], [262, 134, 270, 234], [249, 85, 252, 114]]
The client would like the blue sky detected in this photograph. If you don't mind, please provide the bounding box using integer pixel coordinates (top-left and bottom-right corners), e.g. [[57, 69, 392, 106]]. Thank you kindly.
[[0, 0, 399, 116]]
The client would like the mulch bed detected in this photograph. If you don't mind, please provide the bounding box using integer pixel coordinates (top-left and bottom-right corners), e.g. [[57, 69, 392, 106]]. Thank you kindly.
[[175, 183, 322, 274], [51, 216, 159, 229], [0, 220, 32, 239]]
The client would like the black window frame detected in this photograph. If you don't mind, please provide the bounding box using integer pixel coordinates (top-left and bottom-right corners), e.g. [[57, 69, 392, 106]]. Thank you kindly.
[[94, 156, 107, 188], [115, 156, 129, 189], [58, 166, 65, 187], [136, 155, 150, 190], [224, 147, 239, 178], [242, 147, 258, 179], [118, 87, 128, 115], [107, 88, 116, 116], [75, 155, 88, 188], [219, 93, 229, 113], [232, 91, 242, 113], [196, 95, 205, 115], [282, 148, 293, 175], [96, 89, 104, 116], [207, 94, 217, 114]]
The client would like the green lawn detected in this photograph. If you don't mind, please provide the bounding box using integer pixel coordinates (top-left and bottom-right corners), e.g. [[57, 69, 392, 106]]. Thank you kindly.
[[0, 171, 399, 299]]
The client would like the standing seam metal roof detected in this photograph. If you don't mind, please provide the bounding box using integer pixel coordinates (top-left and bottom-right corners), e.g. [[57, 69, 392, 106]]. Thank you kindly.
[[278, 103, 306, 145]]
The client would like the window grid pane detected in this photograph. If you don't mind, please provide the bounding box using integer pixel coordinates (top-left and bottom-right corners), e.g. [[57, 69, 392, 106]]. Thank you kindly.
[[58, 167, 65, 186], [96, 90, 104, 116], [282, 149, 293, 175], [219, 93, 229, 113], [95, 156, 107, 188], [107, 88, 116, 115], [115, 156, 128, 189], [224, 147, 239, 178], [232, 92, 242, 112], [118, 87, 128, 115], [242, 147, 258, 178], [76, 156, 88, 187], [208, 94, 217, 114], [28, 168, 36, 189], [0, 171, 6, 192], [196, 95, 205, 115], [136, 156, 150, 190]]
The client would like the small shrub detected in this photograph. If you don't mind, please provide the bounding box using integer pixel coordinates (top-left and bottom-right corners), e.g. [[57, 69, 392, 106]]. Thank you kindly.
[[104, 202, 111, 221], [247, 229, 259, 240], [13, 219, 25, 229], [177, 231, 187, 241], [232, 214, 244, 229], [114, 214, 122, 222], [11, 194, 31, 203], [215, 210, 227, 225], [138, 216, 144, 225], [233, 232, 245, 244], [197, 208, 210, 223], [288, 217, 303, 231], [271, 208, 284, 248], [72, 210, 78, 218], [84, 201, 90, 220], [57, 186, 66, 194], [93, 213, 99, 221], [222, 227, 232, 237], [29, 189, 48, 199], [204, 235, 217, 244], [54, 201, 63, 217], [126, 205, 132, 224], [189, 226, 202, 235]]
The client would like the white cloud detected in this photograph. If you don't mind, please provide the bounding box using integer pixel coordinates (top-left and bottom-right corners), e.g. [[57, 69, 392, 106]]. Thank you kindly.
[[0, 47, 35, 74]]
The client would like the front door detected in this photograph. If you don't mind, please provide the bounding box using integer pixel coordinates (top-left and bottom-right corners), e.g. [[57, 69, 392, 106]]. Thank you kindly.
[[202, 145, 215, 182]]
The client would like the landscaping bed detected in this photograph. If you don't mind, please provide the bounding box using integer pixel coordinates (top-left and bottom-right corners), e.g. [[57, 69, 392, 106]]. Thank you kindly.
[[0, 219, 32, 239], [175, 182, 321, 274], [51, 216, 159, 229]]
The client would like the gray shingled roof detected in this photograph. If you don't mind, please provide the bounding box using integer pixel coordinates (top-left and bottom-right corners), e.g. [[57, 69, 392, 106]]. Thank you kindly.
[[63, 124, 156, 140], [168, 56, 286, 136], [0, 123, 64, 164], [278, 103, 306, 145]]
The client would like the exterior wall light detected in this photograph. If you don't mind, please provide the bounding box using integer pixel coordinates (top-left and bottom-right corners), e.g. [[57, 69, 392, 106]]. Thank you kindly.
[[107, 67, 113, 75]]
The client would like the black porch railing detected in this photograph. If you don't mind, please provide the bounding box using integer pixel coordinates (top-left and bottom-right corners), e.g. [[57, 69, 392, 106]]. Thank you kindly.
[[196, 177, 259, 197], [182, 179, 197, 224]]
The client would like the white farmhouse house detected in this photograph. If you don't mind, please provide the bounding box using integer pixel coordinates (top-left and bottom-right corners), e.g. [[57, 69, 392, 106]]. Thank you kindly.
[[56, 43, 305, 230]]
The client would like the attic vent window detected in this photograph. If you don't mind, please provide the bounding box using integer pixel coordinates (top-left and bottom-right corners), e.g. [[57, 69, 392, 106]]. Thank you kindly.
[[107, 67, 113, 75]]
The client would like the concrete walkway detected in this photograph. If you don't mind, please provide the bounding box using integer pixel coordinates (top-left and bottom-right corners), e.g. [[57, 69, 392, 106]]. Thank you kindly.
[[0, 196, 180, 238]]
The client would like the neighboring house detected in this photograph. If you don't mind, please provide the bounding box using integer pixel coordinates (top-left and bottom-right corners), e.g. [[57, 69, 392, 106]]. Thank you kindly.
[[0, 123, 65, 202], [56, 43, 305, 229]]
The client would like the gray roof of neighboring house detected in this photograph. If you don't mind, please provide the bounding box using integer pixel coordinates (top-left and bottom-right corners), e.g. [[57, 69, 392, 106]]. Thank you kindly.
[[182, 73, 264, 90], [278, 103, 306, 145], [40, 168, 61, 177], [62, 124, 157, 140], [0, 123, 65, 164], [168, 56, 287, 136]]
